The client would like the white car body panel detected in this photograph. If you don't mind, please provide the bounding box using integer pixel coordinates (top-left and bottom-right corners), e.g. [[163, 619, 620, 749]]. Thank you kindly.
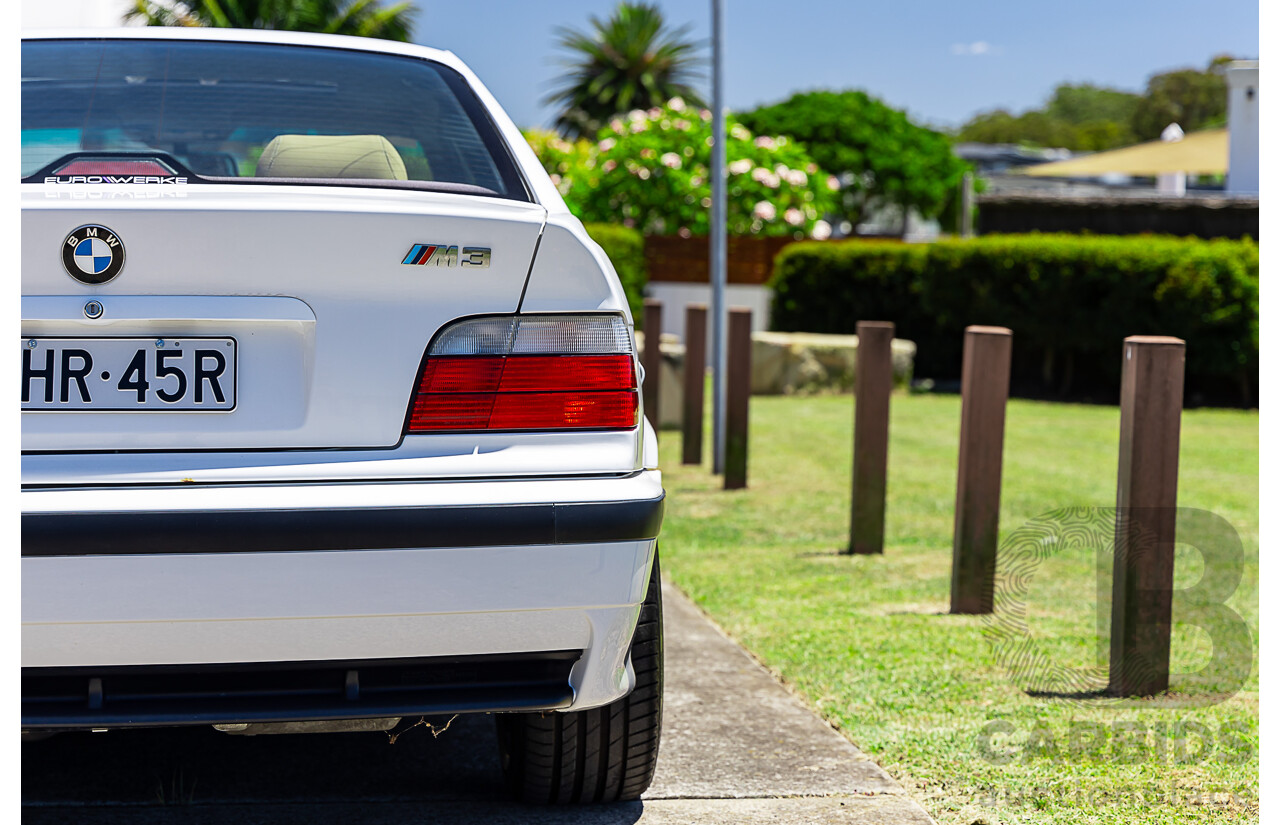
[[21, 29, 659, 727], [22, 189, 550, 451]]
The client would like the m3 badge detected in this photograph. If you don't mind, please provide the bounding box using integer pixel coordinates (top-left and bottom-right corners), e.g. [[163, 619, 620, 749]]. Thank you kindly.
[[402, 244, 490, 268]]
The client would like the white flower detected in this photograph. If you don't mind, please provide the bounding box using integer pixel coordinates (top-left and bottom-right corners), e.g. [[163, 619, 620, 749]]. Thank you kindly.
[[598, 137, 616, 152], [637, 167, 651, 180], [730, 123, 751, 141], [690, 176, 704, 186], [628, 109, 647, 122], [751, 167, 781, 188], [661, 152, 682, 169], [728, 158, 753, 175], [700, 109, 712, 121], [640, 148, 656, 159], [753, 201, 776, 221], [602, 159, 617, 172], [701, 196, 712, 207], [630, 121, 648, 133], [673, 119, 691, 131], [609, 118, 625, 132], [827, 175, 841, 191], [669, 96, 687, 112], [784, 208, 804, 226], [754, 135, 776, 150], [811, 219, 832, 240], [786, 169, 808, 186], [678, 226, 692, 238], [648, 107, 663, 118]]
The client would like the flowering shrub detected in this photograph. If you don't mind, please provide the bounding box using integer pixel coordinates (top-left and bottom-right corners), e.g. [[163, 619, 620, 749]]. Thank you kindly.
[[525, 99, 839, 238]]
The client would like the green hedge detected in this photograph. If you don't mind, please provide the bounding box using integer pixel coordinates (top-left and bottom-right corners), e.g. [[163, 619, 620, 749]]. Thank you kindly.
[[771, 235, 1258, 404], [584, 222, 648, 326]]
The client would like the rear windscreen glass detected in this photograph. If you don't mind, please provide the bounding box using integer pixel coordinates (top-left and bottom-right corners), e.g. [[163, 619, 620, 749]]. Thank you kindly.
[[22, 39, 527, 198]]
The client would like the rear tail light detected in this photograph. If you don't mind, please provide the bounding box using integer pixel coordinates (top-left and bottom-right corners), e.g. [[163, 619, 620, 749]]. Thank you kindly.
[[406, 315, 639, 432]]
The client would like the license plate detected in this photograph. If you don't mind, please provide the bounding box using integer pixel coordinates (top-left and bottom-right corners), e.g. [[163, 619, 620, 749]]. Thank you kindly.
[[21, 337, 237, 412]]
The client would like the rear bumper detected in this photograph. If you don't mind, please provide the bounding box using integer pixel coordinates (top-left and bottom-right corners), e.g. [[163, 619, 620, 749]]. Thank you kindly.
[[22, 471, 663, 728]]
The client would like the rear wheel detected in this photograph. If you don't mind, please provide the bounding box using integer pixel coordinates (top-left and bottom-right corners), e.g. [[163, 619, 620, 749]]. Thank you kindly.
[[496, 550, 663, 804]]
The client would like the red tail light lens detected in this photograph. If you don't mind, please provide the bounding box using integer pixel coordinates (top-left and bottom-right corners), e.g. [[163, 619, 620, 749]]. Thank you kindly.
[[406, 316, 640, 433], [53, 158, 176, 176]]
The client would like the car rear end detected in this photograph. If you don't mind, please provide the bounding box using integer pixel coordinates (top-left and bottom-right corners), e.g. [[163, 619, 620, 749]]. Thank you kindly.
[[21, 30, 663, 799]]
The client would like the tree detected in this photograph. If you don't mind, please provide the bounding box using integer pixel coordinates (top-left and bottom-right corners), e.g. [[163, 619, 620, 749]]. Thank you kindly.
[[1130, 57, 1232, 140], [957, 83, 1140, 151], [545, 2, 705, 139], [739, 90, 970, 230], [126, 0, 416, 41], [954, 58, 1238, 151], [1045, 83, 1141, 129], [957, 109, 1080, 149]]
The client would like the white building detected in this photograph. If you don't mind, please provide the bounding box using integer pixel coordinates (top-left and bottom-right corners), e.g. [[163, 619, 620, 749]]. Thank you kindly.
[[1226, 61, 1259, 195]]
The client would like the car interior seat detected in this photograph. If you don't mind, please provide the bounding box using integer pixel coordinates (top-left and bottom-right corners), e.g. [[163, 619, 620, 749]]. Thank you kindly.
[[255, 134, 408, 180]]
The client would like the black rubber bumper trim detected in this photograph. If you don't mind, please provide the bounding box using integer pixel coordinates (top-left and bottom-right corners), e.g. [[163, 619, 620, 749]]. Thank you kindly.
[[22, 651, 579, 729], [22, 494, 664, 557]]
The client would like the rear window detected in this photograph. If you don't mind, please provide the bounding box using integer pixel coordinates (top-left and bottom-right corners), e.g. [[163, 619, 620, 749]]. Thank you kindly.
[[21, 38, 528, 198]]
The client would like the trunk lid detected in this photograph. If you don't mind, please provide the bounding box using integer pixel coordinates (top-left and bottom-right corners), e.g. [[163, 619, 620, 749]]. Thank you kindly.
[[21, 185, 546, 451]]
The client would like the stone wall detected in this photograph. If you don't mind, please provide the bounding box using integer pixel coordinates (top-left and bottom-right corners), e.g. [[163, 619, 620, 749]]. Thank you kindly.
[[635, 330, 916, 429]]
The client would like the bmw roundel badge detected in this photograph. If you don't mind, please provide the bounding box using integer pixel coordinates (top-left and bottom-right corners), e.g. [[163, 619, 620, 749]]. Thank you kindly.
[[61, 225, 125, 285]]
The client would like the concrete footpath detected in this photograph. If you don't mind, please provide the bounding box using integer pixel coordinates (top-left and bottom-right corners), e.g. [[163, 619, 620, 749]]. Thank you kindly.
[[21, 581, 936, 824]]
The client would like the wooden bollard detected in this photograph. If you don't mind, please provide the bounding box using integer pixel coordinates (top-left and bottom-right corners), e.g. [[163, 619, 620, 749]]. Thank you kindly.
[[848, 321, 894, 554], [724, 308, 752, 490], [950, 326, 1013, 614], [642, 299, 662, 430], [682, 304, 708, 465], [1110, 336, 1185, 697]]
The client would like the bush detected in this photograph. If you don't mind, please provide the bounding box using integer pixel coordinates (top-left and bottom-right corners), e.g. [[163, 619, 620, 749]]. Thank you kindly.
[[525, 100, 841, 238], [583, 222, 648, 324], [771, 235, 1258, 404]]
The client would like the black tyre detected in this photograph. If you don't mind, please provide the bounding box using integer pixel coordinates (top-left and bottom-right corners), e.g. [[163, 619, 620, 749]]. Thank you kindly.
[[496, 550, 663, 804]]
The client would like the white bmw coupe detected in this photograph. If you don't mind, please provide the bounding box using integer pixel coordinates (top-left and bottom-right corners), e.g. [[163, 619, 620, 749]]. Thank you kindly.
[[21, 28, 664, 804]]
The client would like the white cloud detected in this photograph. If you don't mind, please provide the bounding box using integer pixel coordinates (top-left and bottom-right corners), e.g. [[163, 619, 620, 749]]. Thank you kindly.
[[951, 41, 997, 57]]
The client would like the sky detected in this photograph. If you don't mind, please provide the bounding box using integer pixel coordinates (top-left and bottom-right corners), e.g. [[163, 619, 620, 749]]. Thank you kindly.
[[21, 0, 1259, 131], [416, 0, 1258, 131]]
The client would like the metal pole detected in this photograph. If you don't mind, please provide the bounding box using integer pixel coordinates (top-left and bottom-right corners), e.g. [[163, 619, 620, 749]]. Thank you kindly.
[[709, 0, 728, 474]]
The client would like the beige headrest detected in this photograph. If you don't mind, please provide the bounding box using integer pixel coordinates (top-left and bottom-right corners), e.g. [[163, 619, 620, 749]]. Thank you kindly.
[[255, 134, 408, 180]]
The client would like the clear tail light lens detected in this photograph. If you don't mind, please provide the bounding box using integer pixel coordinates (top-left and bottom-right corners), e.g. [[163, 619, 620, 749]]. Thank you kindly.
[[406, 315, 639, 432]]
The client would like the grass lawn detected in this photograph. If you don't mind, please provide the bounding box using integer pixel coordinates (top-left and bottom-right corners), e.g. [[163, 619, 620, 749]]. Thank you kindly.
[[657, 392, 1258, 825]]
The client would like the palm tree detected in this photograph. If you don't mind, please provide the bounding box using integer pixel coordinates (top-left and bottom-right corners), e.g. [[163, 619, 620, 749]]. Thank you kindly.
[[126, 0, 416, 42], [546, 2, 706, 138]]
